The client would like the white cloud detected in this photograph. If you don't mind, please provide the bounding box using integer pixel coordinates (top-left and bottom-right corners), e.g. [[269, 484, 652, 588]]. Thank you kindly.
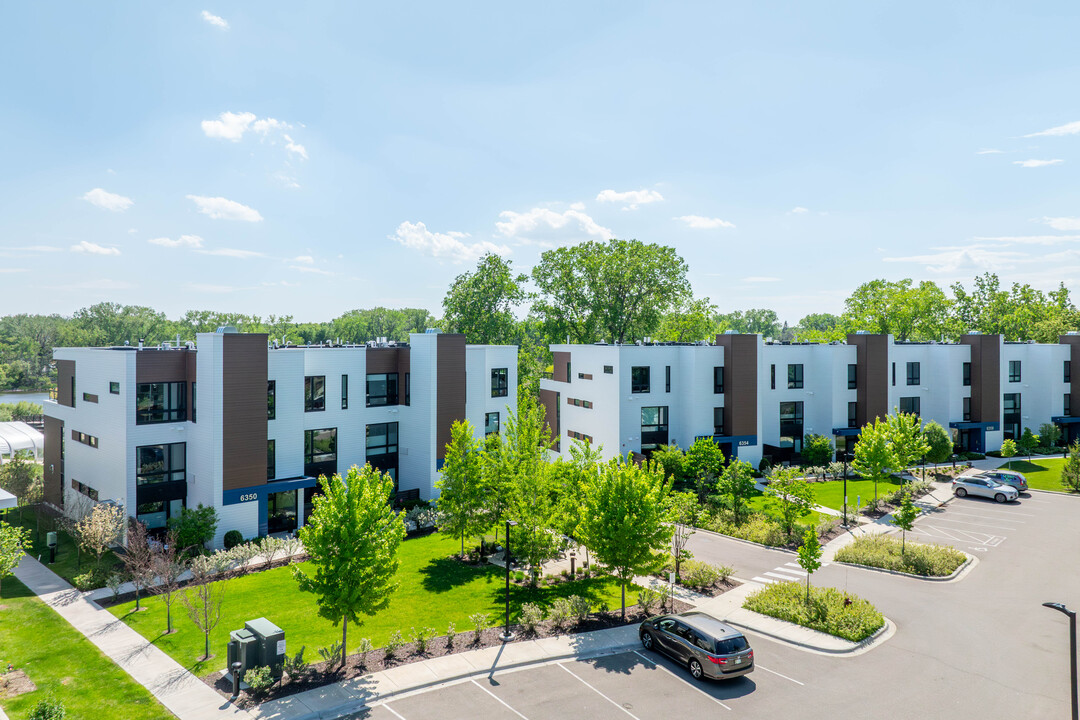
[[883, 245, 1028, 273], [71, 241, 121, 256], [289, 265, 334, 275], [495, 207, 612, 245], [569, 202, 586, 211], [742, 276, 780, 283], [1042, 217, 1080, 231], [976, 148, 1005, 155], [201, 10, 229, 29], [253, 118, 288, 134], [149, 235, 204, 248], [83, 188, 134, 212], [292, 255, 314, 264], [789, 206, 809, 214], [201, 111, 255, 141], [283, 134, 308, 160], [271, 170, 300, 189], [197, 248, 265, 259], [1013, 159, 1063, 168], [975, 234, 1080, 246], [596, 189, 663, 210], [1024, 120, 1080, 138], [186, 195, 263, 222], [675, 215, 735, 229], [391, 221, 510, 264]]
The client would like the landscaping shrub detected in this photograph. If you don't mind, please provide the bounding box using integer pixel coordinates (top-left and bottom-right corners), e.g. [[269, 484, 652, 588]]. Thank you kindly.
[[73, 569, 106, 592], [317, 641, 344, 666], [445, 622, 457, 649], [223, 530, 244, 549], [384, 631, 405, 659], [547, 597, 573, 629], [959, 452, 985, 461], [519, 602, 544, 633], [568, 595, 591, 622], [468, 612, 490, 643], [28, 696, 66, 720], [834, 535, 966, 577], [243, 665, 274, 696], [284, 646, 309, 677], [701, 511, 786, 547], [743, 582, 884, 642], [680, 560, 731, 590], [412, 626, 437, 654], [355, 638, 373, 669], [168, 503, 218, 551], [636, 587, 660, 615]]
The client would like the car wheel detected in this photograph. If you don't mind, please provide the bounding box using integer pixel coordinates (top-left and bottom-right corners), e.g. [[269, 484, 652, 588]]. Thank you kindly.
[[955, 487, 967, 497], [641, 631, 654, 650], [689, 658, 704, 680], [995, 493, 1007, 503]]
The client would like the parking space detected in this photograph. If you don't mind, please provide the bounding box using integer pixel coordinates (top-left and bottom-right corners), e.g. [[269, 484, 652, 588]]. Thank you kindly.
[[906, 491, 1046, 553], [365, 647, 807, 720]]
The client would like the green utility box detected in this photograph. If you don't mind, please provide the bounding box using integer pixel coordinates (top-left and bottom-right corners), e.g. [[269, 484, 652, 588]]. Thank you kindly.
[[226, 629, 257, 680], [244, 617, 285, 680]]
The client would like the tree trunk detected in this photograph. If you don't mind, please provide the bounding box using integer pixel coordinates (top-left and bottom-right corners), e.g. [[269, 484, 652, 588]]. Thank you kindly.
[[135, 587, 140, 611], [461, 531, 465, 560], [166, 602, 172, 633], [342, 615, 348, 668], [205, 630, 210, 661], [621, 580, 626, 620], [806, 575, 810, 605]]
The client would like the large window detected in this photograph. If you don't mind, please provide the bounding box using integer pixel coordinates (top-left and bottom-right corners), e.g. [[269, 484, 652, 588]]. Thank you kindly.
[[136, 382, 187, 424], [136, 443, 186, 486], [267, 440, 276, 480], [268, 380, 276, 420], [779, 401, 804, 452], [366, 422, 399, 486], [713, 407, 725, 436], [787, 364, 803, 389], [1009, 360, 1021, 383], [631, 366, 651, 394], [899, 396, 921, 417], [491, 368, 509, 398], [1003, 393, 1021, 440], [848, 401, 857, 429], [713, 367, 724, 394], [136, 499, 184, 531], [304, 376, 325, 412], [906, 362, 920, 386], [341, 374, 349, 409], [640, 406, 669, 452], [304, 428, 337, 477], [963, 362, 971, 387], [848, 364, 857, 390], [366, 373, 399, 407], [485, 412, 500, 436]]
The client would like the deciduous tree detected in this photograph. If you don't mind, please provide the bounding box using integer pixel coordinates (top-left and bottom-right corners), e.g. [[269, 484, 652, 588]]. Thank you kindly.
[[892, 492, 919, 554], [801, 434, 833, 480], [436, 420, 486, 558], [0, 521, 31, 597], [852, 418, 895, 501], [797, 528, 822, 603], [182, 554, 227, 661], [887, 411, 930, 480], [1039, 423, 1063, 450], [121, 520, 155, 611], [765, 468, 816, 541], [441, 254, 526, 345], [73, 502, 125, 572], [1062, 442, 1080, 492], [713, 458, 757, 525], [923, 421, 952, 465], [686, 437, 725, 503], [151, 531, 186, 634]]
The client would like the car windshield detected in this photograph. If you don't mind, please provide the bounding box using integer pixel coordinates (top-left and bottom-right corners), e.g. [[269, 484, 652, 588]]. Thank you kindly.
[[714, 636, 750, 655]]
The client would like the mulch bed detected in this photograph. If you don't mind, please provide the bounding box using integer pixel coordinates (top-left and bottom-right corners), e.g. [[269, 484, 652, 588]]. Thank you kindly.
[[204, 597, 700, 707]]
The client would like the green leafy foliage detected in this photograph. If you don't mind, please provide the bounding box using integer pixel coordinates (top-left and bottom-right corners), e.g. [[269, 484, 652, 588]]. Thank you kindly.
[[168, 504, 219, 551], [835, 535, 966, 576], [923, 421, 952, 464], [678, 560, 731, 590], [27, 696, 67, 720], [223, 530, 244, 550], [384, 631, 405, 659], [243, 665, 274, 696], [0, 520, 31, 596], [891, 492, 920, 554], [764, 468, 815, 540], [714, 458, 757, 524], [852, 417, 894, 501], [283, 646, 309, 677], [686, 437, 725, 501], [1039, 423, 1063, 449], [1017, 427, 1039, 458], [1061, 442, 1080, 492], [519, 602, 544, 633], [744, 582, 884, 642], [441, 254, 527, 345], [797, 528, 822, 602], [888, 411, 930, 472], [801, 434, 833, 475], [436, 419, 487, 558], [468, 612, 490, 642], [412, 626, 438, 654], [1000, 439, 1018, 459]]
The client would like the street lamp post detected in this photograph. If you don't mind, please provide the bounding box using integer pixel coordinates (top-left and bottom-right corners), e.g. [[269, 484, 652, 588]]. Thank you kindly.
[[842, 451, 851, 528], [501, 520, 518, 642], [1044, 602, 1079, 720]]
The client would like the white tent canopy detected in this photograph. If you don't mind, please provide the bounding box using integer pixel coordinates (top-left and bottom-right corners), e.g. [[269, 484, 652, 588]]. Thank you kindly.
[[0, 488, 15, 510], [0, 421, 44, 463]]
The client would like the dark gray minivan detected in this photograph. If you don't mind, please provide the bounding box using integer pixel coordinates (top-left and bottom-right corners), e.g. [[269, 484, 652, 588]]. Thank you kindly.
[[639, 611, 754, 681]]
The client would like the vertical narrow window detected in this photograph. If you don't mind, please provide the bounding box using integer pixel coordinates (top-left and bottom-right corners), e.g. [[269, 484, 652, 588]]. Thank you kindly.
[[713, 367, 724, 394], [567, 361, 572, 384], [713, 407, 725, 436], [485, 412, 500, 436], [1009, 360, 1021, 383], [848, 401, 857, 428], [191, 382, 196, 423], [1066, 393, 1072, 417], [404, 372, 410, 406], [267, 439, 276, 480], [1003, 393, 1021, 440], [341, 374, 348, 409], [963, 396, 971, 421], [848, 364, 857, 390], [892, 362, 896, 386], [779, 401, 804, 452], [906, 362, 920, 386], [665, 366, 671, 393], [1065, 360, 1072, 384], [268, 380, 276, 420], [770, 364, 776, 390], [71, 375, 76, 407], [963, 362, 971, 387]]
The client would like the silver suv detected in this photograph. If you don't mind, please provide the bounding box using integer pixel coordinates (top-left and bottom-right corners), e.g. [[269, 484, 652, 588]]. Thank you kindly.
[[979, 470, 1028, 493], [639, 611, 754, 681], [952, 474, 1019, 503]]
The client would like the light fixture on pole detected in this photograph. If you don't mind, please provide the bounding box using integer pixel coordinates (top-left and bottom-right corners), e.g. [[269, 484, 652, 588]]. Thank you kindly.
[[842, 451, 851, 528], [1043, 602, 1078, 720], [501, 520, 518, 642]]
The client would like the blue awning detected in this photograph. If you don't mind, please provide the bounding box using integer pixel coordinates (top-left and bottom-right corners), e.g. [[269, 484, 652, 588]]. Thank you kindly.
[[948, 421, 999, 431], [1052, 416, 1080, 424], [831, 427, 861, 437], [223, 475, 320, 506], [696, 434, 757, 448]]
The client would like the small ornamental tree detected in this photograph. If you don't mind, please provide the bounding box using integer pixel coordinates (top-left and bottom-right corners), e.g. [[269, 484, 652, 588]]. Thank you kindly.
[[714, 458, 757, 525], [121, 520, 156, 611], [664, 491, 697, 582], [435, 420, 486, 559], [581, 456, 673, 619], [852, 417, 894, 501], [796, 527, 822, 604], [923, 421, 952, 466], [1039, 423, 1063, 450], [888, 411, 930, 482], [1017, 428, 1039, 460], [1000, 438, 1018, 460], [182, 555, 226, 661], [168, 504, 218, 552], [686, 437, 725, 502], [295, 465, 406, 667], [151, 531, 186, 634], [892, 492, 919, 554], [801, 434, 833, 480], [765, 467, 816, 541], [0, 450, 37, 522], [0, 521, 31, 597], [74, 502, 125, 572], [1061, 442, 1080, 493]]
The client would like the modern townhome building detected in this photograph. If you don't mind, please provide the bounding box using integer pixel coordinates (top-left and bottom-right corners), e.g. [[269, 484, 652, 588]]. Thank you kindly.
[[539, 331, 1080, 468], [42, 329, 517, 547]]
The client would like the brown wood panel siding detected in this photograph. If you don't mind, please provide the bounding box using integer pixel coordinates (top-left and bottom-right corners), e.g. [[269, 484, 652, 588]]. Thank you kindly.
[[962, 334, 1001, 423], [137, 348, 199, 411], [1061, 335, 1080, 415], [222, 334, 268, 491], [847, 334, 889, 426], [539, 388, 560, 449], [552, 352, 570, 382], [366, 347, 407, 374], [43, 415, 63, 507], [715, 334, 757, 437], [56, 360, 75, 407], [436, 334, 466, 460]]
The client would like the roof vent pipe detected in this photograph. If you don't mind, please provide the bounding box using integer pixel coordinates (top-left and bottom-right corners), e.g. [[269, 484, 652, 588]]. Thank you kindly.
[[138, 338, 144, 350]]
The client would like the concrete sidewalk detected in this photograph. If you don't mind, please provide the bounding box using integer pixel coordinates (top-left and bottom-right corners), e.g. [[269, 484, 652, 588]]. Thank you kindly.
[[14, 555, 250, 720]]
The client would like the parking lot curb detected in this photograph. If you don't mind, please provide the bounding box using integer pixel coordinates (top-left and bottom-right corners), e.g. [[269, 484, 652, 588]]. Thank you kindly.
[[251, 641, 640, 720], [725, 612, 896, 657], [832, 552, 979, 583]]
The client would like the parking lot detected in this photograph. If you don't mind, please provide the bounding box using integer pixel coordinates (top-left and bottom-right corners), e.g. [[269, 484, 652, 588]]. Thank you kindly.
[[905, 487, 1055, 554]]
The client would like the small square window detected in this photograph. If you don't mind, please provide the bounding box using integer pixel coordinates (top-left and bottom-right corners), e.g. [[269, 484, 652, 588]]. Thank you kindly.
[[109, 382, 120, 395]]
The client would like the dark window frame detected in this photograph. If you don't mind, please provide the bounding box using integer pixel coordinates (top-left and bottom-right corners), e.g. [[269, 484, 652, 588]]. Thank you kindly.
[[713, 407, 725, 436], [304, 427, 338, 477], [136, 442, 186, 486], [713, 366, 724, 394], [267, 439, 276, 480], [366, 373, 399, 407], [787, 364, 803, 390], [848, 364, 857, 390], [305, 375, 326, 412], [779, 401, 804, 451], [963, 362, 971, 387], [963, 396, 971, 421], [603, 365, 614, 374], [491, 368, 509, 398], [341, 374, 348, 409], [631, 366, 650, 393], [770, 364, 776, 390], [109, 381, 120, 395], [906, 361, 920, 386], [1009, 360, 1021, 383], [1066, 361, 1072, 384], [848, 401, 858, 428], [899, 396, 921, 417], [665, 365, 671, 393], [268, 380, 276, 420], [485, 411, 500, 436], [135, 381, 187, 425]]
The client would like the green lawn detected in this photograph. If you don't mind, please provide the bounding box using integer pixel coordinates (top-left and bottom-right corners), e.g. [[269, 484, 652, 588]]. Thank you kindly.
[[0, 509, 121, 587], [745, 488, 833, 526], [806, 477, 905, 513], [112, 531, 637, 677], [1000, 458, 1075, 492], [0, 578, 173, 720]]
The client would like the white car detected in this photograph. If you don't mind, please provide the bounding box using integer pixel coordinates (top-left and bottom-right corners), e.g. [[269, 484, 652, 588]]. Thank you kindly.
[[952, 475, 1019, 503]]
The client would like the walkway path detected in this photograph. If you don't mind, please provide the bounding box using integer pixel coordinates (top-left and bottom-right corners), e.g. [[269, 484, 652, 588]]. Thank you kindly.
[[13, 555, 250, 720]]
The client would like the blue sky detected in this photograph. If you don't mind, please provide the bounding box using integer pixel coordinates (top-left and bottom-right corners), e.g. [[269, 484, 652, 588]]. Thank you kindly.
[[3, 1, 1080, 324]]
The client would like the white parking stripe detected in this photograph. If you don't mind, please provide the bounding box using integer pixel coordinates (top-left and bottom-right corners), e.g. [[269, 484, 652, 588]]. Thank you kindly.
[[557, 663, 643, 719], [920, 517, 1019, 530], [756, 663, 805, 686], [470, 679, 530, 720], [381, 703, 407, 720], [752, 576, 777, 584], [632, 651, 733, 710], [947, 506, 1036, 518], [765, 571, 803, 581]]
